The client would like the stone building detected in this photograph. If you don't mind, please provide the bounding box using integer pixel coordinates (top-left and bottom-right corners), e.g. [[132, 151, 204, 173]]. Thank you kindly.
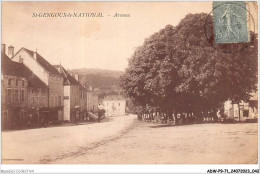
[[224, 92, 258, 121], [1, 46, 48, 130], [12, 47, 64, 122], [87, 90, 99, 113], [103, 95, 126, 117], [53, 65, 81, 122], [79, 84, 88, 121]]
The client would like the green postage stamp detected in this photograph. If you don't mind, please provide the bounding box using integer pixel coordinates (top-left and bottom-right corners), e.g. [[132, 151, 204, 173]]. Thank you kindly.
[[213, 1, 249, 44]]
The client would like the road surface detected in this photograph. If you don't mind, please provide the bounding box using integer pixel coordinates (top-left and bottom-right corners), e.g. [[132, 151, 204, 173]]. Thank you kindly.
[[2, 115, 136, 164], [2, 116, 258, 164], [55, 121, 258, 164]]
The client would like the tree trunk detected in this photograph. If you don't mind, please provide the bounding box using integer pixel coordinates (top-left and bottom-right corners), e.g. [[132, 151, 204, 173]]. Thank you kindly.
[[238, 102, 241, 122]]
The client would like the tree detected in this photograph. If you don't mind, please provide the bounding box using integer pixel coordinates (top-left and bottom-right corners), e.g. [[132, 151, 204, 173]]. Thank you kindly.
[[121, 13, 258, 123]]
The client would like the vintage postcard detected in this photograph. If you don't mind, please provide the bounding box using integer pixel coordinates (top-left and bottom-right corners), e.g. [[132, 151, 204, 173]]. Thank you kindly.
[[1, 0, 258, 171]]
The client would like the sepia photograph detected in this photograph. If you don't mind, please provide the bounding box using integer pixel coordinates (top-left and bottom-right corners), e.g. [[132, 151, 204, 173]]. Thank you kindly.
[[0, 0, 259, 172]]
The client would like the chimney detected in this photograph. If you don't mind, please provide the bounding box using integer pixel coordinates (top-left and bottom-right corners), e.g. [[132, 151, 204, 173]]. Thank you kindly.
[[74, 74, 79, 81], [8, 45, 14, 58], [33, 52, 36, 60], [33, 51, 37, 60], [1, 44, 6, 54]]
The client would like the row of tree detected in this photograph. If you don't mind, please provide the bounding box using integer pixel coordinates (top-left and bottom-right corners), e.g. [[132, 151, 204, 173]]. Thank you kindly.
[[121, 13, 257, 123]]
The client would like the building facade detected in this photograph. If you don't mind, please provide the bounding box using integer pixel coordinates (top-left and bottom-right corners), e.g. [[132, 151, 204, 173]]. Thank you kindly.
[[87, 91, 99, 113], [12, 47, 64, 122], [54, 65, 81, 122], [79, 85, 88, 121], [224, 92, 258, 121], [1, 46, 48, 130], [103, 96, 126, 117]]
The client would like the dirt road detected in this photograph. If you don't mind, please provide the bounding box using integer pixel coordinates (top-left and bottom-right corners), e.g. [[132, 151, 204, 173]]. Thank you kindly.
[[2, 115, 136, 164], [54, 121, 258, 164]]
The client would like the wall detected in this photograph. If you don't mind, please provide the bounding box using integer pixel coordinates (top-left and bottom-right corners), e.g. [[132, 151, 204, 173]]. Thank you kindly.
[[80, 89, 87, 112], [12, 49, 49, 85], [70, 85, 80, 108], [103, 100, 126, 117], [1, 75, 29, 130], [1, 75, 28, 108], [63, 85, 70, 121], [27, 88, 47, 109], [224, 100, 256, 121], [87, 92, 92, 111], [48, 74, 64, 108], [87, 92, 98, 112]]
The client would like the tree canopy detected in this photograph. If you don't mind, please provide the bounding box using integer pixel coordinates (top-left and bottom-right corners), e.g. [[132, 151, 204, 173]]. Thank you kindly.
[[121, 13, 258, 121]]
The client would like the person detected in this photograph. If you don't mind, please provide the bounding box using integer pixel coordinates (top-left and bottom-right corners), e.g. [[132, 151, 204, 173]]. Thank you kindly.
[[28, 114, 33, 128], [97, 111, 101, 123]]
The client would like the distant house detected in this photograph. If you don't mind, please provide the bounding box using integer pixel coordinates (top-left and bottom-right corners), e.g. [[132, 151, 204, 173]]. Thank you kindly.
[[87, 90, 99, 113], [12, 47, 64, 122], [224, 92, 258, 121], [1, 46, 48, 130], [79, 84, 88, 121], [103, 96, 126, 117]]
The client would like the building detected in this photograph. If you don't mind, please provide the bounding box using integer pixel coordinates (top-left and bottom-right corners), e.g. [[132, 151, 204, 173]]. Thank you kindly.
[[224, 92, 258, 121], [1, 46, 48, 130], [79, 84, 88, 121], [71, 74, 88, 121], [103, 96, 126, 117], [87, 90, 99, 113], [248, 92, 258, 119], [12, 47, 64, 122], [54, 65, 81, 122]]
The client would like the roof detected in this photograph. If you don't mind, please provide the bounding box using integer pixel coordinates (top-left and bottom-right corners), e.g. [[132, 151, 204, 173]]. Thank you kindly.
[[1, 52, 47, 89], [104, 95, 125, 101], [53, 64, 81, 86], [23, 48, 60, 75]]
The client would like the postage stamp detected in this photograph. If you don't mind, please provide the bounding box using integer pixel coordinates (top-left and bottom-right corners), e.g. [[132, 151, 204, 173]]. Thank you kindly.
[[213, 1, 249, 44]]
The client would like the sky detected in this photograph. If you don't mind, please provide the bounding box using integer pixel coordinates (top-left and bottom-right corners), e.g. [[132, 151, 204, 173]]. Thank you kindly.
[[2, 1, 258, 71]]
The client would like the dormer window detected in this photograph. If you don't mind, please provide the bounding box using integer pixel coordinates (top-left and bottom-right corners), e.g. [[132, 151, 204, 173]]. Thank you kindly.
[[19, 56, 23, 63]]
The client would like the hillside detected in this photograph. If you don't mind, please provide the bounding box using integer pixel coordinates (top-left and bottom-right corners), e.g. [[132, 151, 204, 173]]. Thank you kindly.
[[68, 68, 124, 98], [69, 68, 124, 78]]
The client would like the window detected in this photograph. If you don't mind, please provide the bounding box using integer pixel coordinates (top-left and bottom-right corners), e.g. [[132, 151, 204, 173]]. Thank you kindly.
[[50, 96, 52, 107], [19, 56, 23, 63], [58, 96, 61, 106], [243, 110, 249, 117], [16, 79, 18, 86], [43, 96, 47, 107], [15, 90, 18, 102], [7, 89, 12, 102], [8, 78, 11, 86], [22, 80, 24, 87], [32, 97, 35, 107], [37, 97, 39, 107], [20, 90, 24, 102], [56, 96, 58, 106], [12, 90, 15, 102]]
